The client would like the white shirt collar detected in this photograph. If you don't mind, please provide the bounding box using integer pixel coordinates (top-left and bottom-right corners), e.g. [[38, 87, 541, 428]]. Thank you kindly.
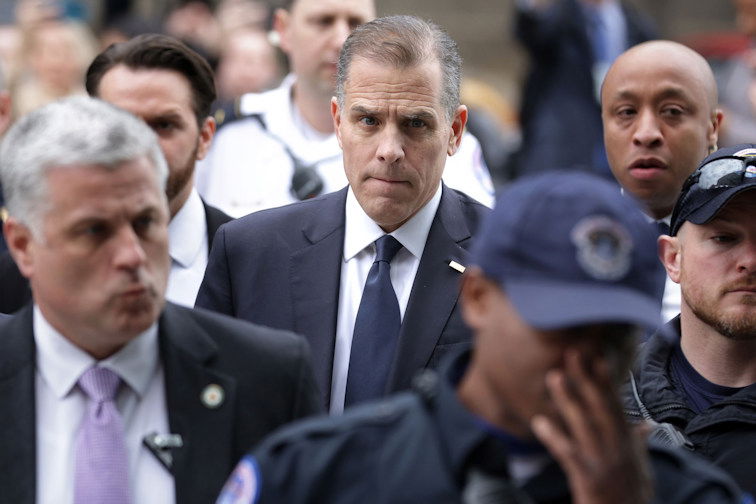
[[33, 305, 160, 400], [619, 187, 672, 225], [641, 211, 672, 226], [344, 184, 443, 261], [169, 188, 207, 268]]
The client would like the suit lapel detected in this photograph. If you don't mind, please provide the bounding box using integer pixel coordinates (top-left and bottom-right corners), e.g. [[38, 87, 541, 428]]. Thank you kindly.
[[159, 303, 239, 504], [388, 187, 473, 392], [289, 188, 347, 407], [0, 306, 38, 504], [201, 198, 233, 252]]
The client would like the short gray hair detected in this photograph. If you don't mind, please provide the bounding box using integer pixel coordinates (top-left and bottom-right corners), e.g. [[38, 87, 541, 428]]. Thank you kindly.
[[336, 15, 462, 121], [0, 96, 168, 235]]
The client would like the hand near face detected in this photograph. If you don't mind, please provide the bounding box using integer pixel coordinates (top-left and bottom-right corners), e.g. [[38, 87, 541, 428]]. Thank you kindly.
[[531, 350, 653, 504]]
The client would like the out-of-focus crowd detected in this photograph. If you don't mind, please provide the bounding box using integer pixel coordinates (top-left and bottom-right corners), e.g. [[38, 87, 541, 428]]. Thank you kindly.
[[0, 0, 281, 117], [0, 1, 755, 504]]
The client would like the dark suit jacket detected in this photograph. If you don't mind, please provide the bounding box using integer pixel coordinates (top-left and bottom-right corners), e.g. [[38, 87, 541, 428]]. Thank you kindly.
[[0, 302, 321, 504], [196, 185, 489, 408], [513, 0, 655, 178], [0, 199, 231, 314]]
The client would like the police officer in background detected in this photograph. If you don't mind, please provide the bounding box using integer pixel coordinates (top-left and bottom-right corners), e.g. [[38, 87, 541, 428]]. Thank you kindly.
[[196, 0, 494, 217], [216, 171, 744, 504], [625, 144, 756, 495]]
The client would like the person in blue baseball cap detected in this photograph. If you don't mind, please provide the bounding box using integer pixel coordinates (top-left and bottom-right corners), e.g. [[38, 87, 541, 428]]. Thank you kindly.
[[216, 171, 745, 504], [624, 143, 756, 495]]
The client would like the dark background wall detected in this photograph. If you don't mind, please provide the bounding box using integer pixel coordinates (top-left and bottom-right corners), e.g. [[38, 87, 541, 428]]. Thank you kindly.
[[49, 0, 742, 106], [372, 0, 738, 106]]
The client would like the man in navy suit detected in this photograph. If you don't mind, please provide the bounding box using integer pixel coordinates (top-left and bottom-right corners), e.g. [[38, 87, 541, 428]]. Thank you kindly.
[[0, 96, 320, 504], [197, 15, 489, 412]]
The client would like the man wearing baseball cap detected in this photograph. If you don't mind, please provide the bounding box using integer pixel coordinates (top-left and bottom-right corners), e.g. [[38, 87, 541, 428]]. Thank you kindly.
[[625, 144, 756, 495], [216, 172, 743, 504]]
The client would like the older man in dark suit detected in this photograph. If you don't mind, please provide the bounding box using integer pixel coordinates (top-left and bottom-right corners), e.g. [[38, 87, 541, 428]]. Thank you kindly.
[[0, 96, 320, 504], [197, 16, 489, 413]]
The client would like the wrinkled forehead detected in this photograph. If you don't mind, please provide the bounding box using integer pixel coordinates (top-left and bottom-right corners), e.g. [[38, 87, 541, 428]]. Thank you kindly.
[[44, 158, 162, 205], [343, 59, 444, 113]]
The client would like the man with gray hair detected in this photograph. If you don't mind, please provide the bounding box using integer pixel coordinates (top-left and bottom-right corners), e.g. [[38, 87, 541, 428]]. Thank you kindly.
[[0, 96, 320, 504], [197, 15, 489, 413]]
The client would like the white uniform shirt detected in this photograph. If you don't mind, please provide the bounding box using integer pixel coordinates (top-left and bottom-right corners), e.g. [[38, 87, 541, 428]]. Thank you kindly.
[[330, 185, 442, 414], [196, 75, 495, 218], [655, 215, 682, 322], [34, 306, 174, 504], [166, 188, 208, 307], [642, 213, 681, 322]]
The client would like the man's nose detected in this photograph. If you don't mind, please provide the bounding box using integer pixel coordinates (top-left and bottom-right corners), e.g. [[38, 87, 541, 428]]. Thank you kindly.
[[375, 126, 404, 164], [112, 226, 147, 271], [737, 236, 756, 274], [632, 109, 663, 148], [330, 18, 352, 50]]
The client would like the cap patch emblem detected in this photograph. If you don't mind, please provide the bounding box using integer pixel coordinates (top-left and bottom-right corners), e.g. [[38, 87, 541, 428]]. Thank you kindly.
[[216, 456, 260, 504], [570, 216, 633, 281]]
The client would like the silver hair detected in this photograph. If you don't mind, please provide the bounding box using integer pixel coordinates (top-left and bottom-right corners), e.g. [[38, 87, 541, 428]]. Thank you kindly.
[[336, 15, 462, 121], [0, 96, 168, 236]]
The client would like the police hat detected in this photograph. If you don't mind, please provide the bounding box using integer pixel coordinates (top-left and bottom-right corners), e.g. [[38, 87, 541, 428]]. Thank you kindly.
[[670, 144, 756, 236], [471, 171, 664, 332]]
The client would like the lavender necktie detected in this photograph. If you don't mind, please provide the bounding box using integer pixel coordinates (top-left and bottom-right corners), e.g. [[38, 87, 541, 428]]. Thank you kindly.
[[74, 366, 131, 504]]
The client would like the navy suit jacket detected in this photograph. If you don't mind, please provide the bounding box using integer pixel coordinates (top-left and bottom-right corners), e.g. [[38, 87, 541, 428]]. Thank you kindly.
[[0, 199, 231, 314], [513, 0, 655, 178], [196, 185, 489, 408], [0, 302, 321, 504]]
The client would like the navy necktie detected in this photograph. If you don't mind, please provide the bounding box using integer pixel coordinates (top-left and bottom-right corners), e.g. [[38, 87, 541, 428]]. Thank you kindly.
[[345, 235, 403, 406]]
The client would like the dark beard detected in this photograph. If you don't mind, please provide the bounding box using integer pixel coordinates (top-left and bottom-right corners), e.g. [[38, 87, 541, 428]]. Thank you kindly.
[[165, 142, 198, 205]]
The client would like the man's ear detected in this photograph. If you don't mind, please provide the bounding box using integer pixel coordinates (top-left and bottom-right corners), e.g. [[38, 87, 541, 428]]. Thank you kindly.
[[447, 105, 468, 156], [331, 97, 343, 149], [195, 116, 217, 161], [460, 267, 492, 330], [0, 91, 11, 136], [658, 234, 681, 284], [4, 217, 36, 279], [273, 8, 292, 55]]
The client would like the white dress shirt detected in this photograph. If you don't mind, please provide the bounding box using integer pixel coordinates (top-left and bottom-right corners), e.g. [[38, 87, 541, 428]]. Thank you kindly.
[[34, 306, 174, 504], [641, 212, 681, 322], [196, 75, 494, 217], [655, 215, 682, 322], [167, 188, 208, 307], [330, 185, 442, 414]]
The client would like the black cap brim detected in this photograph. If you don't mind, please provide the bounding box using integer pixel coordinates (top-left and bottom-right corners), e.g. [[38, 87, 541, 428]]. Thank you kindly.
[[685, 184, 756, 227]]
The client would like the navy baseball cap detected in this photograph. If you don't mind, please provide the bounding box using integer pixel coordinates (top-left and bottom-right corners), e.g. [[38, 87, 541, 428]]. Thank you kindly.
[[471, 171, 664, 331], [670, 144, 756, 236]]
